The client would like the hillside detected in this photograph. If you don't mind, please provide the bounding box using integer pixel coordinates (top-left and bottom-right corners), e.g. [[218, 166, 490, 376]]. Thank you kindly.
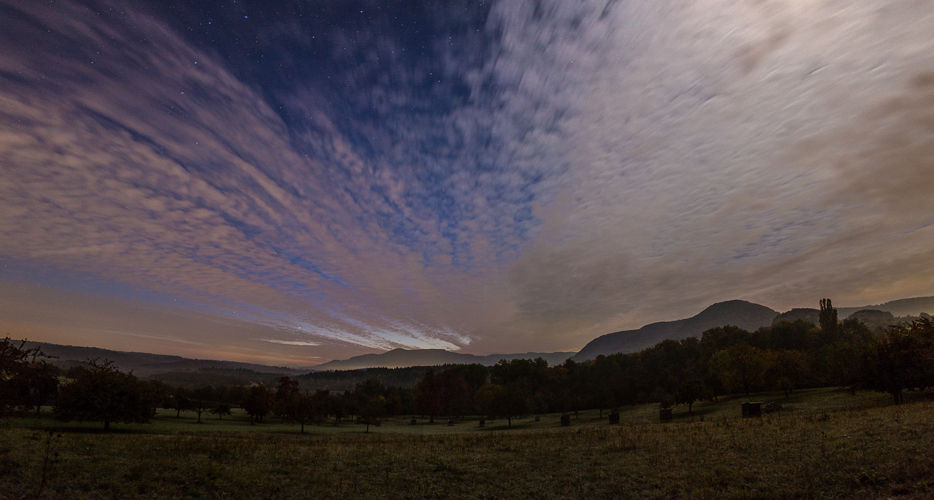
[[573, 296, 934, 362], [571, 300, 779, 361], [836, 296, 934, 318], [313, 349, 576, 371], [20, 341, 309, 377]]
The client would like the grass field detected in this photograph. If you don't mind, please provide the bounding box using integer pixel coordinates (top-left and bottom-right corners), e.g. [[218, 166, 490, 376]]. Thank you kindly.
[[2, 388, 933, 499]]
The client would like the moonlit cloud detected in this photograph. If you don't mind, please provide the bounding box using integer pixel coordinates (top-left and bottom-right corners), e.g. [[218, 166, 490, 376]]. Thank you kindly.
[[2, 0, 933, 365]]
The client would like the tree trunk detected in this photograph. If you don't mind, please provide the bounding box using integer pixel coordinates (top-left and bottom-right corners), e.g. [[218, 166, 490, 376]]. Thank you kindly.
[[104, 420, 110, 431]]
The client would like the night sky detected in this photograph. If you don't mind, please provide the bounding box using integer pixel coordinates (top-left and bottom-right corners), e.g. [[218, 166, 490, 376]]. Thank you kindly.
[[2, 0, 933, 367]]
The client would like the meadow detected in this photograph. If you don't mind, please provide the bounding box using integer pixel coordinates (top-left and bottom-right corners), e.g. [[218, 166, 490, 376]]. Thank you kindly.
[[1, 388, 933, 499]]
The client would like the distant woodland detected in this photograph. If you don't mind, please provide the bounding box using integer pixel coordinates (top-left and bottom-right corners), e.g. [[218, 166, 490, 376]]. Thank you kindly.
[[2, 299, 933, 431]]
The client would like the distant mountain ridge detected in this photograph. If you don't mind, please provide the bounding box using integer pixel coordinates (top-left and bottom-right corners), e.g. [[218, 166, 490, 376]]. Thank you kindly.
[[313, 349, 577, 371], [572, 296, 934, 361], [835, 296, 934, 319], [16, 296, 933, 374], [571, 300, 778, 362], [19, 341, 309, 377]]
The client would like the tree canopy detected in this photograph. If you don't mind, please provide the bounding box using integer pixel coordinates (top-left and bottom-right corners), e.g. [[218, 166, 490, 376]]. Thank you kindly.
[[54, 359, 155, 430]]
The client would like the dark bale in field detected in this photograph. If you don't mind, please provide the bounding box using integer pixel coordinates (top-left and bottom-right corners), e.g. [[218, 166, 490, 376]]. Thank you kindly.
[[741, 402, 762, 418]]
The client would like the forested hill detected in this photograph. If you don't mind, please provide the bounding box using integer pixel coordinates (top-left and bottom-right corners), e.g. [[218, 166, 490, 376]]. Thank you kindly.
[[297, 365, 449, 392], [572, 300, 779, 362], [313, 349, 576, 371], [19, 341, 309, 377], [572, 296, 934, 362], [835, 296, 934, 318]]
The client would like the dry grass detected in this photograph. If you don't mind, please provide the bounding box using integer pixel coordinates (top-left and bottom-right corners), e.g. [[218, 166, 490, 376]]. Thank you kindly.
[[2, 389, 933, 499]]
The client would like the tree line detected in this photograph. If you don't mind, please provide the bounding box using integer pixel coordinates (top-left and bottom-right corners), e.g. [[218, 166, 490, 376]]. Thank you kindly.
[[2, 300, 932, 431]]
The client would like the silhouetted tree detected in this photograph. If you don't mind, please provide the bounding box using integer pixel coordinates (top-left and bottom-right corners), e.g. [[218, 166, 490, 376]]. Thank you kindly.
[[484, 384, 529, 427], [309, 389, 333, 424], [242, 384, 274, 423], [354, 379, 386, 432], [143, 380, 172, 414], [210, 403, 232, 420], [172, 387, 191, 418], [0, 338, 59, 417], [675, 378, 710, 413], [414, 369, 444, 422], [859, 318, 934, 404], [443, 363, 489, 391], [281, 393, 317, 433], [54, 359, 155, 430], [709, 343, 772, 396], [769, 320, 817, 351], [767, 350, 810, 397], [22, 355, 60, 416], [191, 386, 217, 423], [819, 298, 839, 341]]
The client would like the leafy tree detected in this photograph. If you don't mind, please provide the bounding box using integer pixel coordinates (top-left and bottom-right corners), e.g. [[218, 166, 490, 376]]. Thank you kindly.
[[309, 389, 334, 423], [859, 318, 934, 404], [484, 384, 529, 427], [709, 343, 772, 396], [275, 376, 300, 401], [143, 379, 172, 414], [274, 376, 301, 422], [414, 369, 444, 422], [489, 358, 548, 419], [23, 360, 60, 416], [439, 371, 473, 417], [819, 298, 839, 342], [0, 338, 30, 416], [382, 385, 410, 416], [226, 385, 248, 406], [0, 338, 59, 417], [675, 378, 710, 413], [354, 379, 386, 432], [448, 363, 488, 388], [767, 350, 810, 397], [280, 393, 318, 433], [54, 359, 155, 430], [190, 386, 217, 424], [172, 390, 191, 418], [768, 320, 816, 351], [210, 403, 232, 420], [414, 369, 473, 420], [242, 384, 275, 423], [552, 361, 583, 414], [700, 326, 756, 358]]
